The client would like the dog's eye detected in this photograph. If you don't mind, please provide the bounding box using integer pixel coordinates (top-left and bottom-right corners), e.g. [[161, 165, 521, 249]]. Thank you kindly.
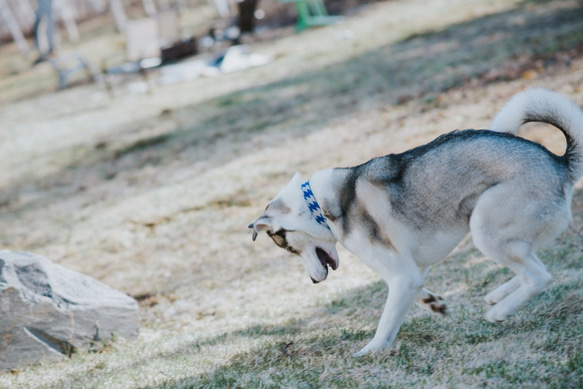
[[270, 235, 285, 248], [268, 230, 288, 248], [287, 246, 298, 254]]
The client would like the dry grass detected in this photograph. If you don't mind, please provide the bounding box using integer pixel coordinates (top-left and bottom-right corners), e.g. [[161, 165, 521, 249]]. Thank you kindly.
[[1, 0, 583, 387]]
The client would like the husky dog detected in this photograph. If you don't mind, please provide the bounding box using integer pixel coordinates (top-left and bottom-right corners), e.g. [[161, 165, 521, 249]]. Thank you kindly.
[[249, 89, 583, 356]]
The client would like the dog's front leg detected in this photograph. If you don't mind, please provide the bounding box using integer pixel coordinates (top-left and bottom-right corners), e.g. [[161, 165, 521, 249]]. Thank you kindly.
[[354, 264, 424, 357]]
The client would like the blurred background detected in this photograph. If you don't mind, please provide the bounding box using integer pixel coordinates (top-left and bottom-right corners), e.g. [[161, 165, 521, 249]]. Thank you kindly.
[[1, 0, 582, 387]]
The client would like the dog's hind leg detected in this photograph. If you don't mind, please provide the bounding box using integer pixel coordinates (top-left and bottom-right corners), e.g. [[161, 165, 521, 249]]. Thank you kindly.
[[482, 250, 551, 322], [484, 276, 520, 305], [416, 288, 447, 314], [470, 190, 554, 322], [473, 234, 552, 322]]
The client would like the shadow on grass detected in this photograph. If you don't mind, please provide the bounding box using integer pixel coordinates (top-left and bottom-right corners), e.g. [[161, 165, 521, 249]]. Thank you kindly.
[[143, 279, 581, 388], [3, 1, 583, 221]]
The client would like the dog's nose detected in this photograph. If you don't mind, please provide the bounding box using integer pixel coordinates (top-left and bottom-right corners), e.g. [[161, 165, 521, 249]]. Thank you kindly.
[[310, 277, 321, 284]]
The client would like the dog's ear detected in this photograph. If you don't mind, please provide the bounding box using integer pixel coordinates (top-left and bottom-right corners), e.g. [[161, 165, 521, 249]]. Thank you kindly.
[[248, 215, 272, 241], [291, 171, 302, 185]]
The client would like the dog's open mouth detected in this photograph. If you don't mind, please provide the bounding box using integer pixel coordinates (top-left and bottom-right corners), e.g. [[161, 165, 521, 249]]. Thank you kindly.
[[316, 247, 338, 271]]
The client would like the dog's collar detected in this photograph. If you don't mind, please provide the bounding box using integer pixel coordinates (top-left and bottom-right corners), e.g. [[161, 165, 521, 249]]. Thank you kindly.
[[301, 180, 330, 230]]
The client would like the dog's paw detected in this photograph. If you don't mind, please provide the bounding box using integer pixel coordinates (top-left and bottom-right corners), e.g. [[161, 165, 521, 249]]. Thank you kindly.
[[484, 306, 508, 323], [353, 341, 386, 357], [352, 340, 391, 358], [353, 347, 376, 358], [418, 293, 447, 315]]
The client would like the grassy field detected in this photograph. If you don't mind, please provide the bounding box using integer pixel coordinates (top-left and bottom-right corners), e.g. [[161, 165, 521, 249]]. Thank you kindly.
[[0, 0, 582, 387]]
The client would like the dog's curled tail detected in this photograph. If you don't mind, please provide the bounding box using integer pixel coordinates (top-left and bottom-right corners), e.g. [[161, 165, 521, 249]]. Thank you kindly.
[[490, 88, 583, 182]]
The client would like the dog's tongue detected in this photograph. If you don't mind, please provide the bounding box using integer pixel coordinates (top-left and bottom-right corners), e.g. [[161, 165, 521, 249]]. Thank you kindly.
[[316, 248, 338, 270]]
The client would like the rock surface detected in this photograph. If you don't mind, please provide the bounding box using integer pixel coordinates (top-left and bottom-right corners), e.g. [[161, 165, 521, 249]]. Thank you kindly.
[[0, 250, 139, 370]]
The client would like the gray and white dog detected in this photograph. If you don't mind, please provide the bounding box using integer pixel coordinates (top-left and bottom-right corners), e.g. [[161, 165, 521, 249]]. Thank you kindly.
[[249, 89, 583, 356]]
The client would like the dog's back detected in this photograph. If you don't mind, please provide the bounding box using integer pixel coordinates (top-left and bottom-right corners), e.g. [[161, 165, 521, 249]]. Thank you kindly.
[[357, 129, 570, 232]]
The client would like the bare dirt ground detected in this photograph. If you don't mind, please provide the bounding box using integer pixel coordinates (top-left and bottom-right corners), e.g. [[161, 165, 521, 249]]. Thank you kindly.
[[1, 0, 582, 387]]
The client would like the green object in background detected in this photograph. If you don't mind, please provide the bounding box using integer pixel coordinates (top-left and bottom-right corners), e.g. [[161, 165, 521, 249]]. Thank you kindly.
[[279, 0, 343, 31]]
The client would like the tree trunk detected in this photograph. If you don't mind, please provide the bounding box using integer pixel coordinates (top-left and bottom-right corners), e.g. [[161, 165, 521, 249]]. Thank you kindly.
[[0, 0, 30, 56], [13, 0, 35, 26], [57, 0, 80, 42], [33, 0, 56, 54], [109, 0, 127, 33]]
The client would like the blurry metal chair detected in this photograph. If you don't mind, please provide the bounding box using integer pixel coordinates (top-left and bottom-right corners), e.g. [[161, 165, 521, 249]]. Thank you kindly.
[[48, 54, 100, 90]]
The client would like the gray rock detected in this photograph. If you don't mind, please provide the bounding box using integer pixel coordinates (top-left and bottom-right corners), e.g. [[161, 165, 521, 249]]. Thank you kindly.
[[0, 251, 139, 370]]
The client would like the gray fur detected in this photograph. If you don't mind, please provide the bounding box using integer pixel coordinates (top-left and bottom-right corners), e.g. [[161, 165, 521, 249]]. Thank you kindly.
[[336, 130, 569, 233]]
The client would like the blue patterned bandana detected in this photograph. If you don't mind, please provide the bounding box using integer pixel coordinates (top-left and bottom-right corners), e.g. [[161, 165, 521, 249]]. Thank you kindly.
[[301, 181, 330, 230]]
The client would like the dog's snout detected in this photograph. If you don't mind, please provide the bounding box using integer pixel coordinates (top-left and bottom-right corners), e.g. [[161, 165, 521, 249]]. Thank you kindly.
[[310, 277, 321, 284]]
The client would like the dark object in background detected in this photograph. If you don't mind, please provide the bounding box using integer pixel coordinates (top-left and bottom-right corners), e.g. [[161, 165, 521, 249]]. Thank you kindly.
[[238, 0, 260, 33], [161, 37, 198, 63]]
